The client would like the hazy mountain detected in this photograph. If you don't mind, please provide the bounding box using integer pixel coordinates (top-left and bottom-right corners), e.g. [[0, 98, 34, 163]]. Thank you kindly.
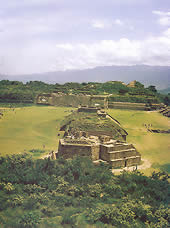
[[1, 65, 170, 89], [159, 87, 170, 94]]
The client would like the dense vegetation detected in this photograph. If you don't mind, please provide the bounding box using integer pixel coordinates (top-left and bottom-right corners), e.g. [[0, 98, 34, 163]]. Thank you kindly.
[[0, 154, 169, 227], [0, 80, 55, 103], [0, 80, 169, 105]]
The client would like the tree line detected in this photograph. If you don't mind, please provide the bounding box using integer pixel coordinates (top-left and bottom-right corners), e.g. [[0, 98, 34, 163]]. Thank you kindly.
[[0, 79, 169, 105]]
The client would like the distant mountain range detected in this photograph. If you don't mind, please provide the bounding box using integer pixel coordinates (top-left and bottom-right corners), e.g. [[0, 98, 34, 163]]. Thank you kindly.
[[0, 65, 170, 89], [158, 87, 170, 94]]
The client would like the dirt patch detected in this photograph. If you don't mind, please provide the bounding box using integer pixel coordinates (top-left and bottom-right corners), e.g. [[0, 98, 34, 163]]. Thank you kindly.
[[112, 158, 151, 174]]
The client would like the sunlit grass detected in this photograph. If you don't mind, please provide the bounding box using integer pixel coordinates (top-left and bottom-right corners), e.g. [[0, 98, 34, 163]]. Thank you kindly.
[[0, 105, 74, 157], [0, 105, 169, 174], [107, 109, 170, 174]]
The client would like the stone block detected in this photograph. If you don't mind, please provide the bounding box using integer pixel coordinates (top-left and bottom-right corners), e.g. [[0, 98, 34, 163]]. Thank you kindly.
[[110, 159, 125, 168]]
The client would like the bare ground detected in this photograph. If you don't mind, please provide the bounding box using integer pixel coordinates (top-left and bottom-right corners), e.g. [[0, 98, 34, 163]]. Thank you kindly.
[[112, 158, 151, 174]]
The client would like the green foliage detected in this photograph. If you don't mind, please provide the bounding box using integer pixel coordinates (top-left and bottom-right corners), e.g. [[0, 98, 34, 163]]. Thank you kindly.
[[147, 85, 157, 93], [0, 154, 169, 227], [17, 211, 41, 227], [0, 80, 56, 103], [0, 79, 164, 105], [135, 81, 144, 88], [163, 95, 170, 106]]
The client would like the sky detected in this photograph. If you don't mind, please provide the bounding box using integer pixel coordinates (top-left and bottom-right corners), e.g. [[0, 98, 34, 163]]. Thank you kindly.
[[0, 0, 170, 75]]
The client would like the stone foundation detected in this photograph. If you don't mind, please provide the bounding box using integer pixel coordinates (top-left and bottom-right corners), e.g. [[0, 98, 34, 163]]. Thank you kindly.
[[58, 139, 100, 161], [58, 137, 141, 168]]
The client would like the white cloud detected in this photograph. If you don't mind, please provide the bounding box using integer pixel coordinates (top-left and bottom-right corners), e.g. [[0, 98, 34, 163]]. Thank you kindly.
[[91, 20, 106, 29], [91, 18, 125, 29], [1, 29, 170, 74], [163, 28, 170, 37], [159, 17, 170, 26], [56, 43, 73, 50], [0, 3, 170, 75], [152, 11, 170, 16], [51, 29, 170, 71], [114, 19, 124, 26], [153, 10, 170, 26]]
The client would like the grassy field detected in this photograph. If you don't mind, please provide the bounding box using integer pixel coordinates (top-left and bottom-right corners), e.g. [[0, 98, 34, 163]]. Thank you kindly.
[[108, 109, 170, 174], [0, 105, 73, 158], [0, 105, 169, 174]]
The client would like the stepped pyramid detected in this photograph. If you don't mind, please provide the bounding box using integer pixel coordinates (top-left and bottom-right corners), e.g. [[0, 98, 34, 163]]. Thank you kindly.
[[100, 141, 141, 167]]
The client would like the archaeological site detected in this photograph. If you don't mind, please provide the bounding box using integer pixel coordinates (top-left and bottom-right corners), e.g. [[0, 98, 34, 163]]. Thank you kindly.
[[52, 106, 141, 168]]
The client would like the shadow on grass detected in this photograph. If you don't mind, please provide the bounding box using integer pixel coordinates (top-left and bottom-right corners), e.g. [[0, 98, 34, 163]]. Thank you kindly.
[[152, 163, 170, 174]]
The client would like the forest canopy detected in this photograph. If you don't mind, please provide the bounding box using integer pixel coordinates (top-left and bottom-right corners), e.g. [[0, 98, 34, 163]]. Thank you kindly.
[[0, 154, 169, 227], [0, 79, 169, 105]]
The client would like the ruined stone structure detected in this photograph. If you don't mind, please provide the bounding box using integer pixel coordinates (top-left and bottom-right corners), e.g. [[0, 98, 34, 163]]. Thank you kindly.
[[36, 93, 108, 109], [51, 103, 141, 168], [58, 138, 100, 161], [36, 93, 162, 111], [127, 80, 137, 88], [97, 110, 107, 118], [108, 102, 162, 110], [159, 107, 170, 118], [100, 140, 141, 167], [78, 106, 100, 113], [57, 135, 141, 168]]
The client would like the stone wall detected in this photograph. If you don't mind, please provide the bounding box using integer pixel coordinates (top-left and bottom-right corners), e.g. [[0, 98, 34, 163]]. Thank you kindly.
[[91, 145, 100, 161], [108, 149, 137, 160], [100, 143, 134, 153], [126, 156, 141, 167], [58, 137, 141, 168], [58, 139, 100, 161], [36, 93, 162, 111], [109, 156, 141, 168], [36, 94, 53, 105], [108, 102, 147, 110], [78, 107, 100, 113], [36, 94, 107, 108], [100, 142, 141, 168], [110, 159, 125, 168], [52, 94, 91, 107]]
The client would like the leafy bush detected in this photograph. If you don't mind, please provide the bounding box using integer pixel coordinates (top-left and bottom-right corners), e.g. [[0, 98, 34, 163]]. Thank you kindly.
[[0, 154, 169, 227], [17, 211, 41, 227]]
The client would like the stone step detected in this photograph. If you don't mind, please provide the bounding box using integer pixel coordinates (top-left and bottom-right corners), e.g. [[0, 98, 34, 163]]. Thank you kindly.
[[110, 155, 141, 162], [108, 148, 136, 154], [108, 149, 137, 160], [109, 155, 141, 168], [101, 144, 134, 153]]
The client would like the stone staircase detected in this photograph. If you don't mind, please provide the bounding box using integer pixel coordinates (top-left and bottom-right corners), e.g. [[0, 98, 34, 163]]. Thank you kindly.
[[100, 142, 141, 168]]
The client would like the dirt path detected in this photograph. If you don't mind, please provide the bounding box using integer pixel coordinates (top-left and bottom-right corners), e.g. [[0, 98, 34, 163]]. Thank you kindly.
[[112, 158, 151, 174]]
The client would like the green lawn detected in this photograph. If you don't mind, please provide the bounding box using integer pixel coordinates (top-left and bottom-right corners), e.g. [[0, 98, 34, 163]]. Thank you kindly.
[[107, 109, 170, 174], [0, 105, 169, 174], [0, 105, 73, 157]]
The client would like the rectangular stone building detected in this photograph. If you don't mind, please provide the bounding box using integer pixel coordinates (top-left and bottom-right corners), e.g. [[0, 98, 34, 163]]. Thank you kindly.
[[57, 137, 141, 168]]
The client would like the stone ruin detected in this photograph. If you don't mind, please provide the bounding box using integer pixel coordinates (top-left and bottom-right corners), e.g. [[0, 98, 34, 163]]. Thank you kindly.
[[57, 133, 141, 168], [159, 107, 170, 118], [49, 105, 141, 168], [78, 106, 100, 113]]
